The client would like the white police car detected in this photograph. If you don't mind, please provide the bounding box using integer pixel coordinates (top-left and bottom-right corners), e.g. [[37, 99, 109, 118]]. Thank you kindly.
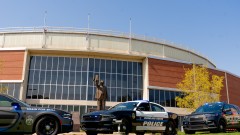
[[81, 100, 178, 135]]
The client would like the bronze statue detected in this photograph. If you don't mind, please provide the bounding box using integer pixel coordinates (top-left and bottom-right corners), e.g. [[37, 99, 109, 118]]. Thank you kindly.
[[93, 74, 108, 110]]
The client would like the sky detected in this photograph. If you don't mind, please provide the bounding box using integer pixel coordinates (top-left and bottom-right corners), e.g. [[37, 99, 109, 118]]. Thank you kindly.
[[0, 0, 240, 76]]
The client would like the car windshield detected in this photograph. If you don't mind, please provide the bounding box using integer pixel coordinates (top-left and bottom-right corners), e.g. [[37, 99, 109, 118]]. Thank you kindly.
[[195, 103, 223, 113], [109, 102, 138, 111]]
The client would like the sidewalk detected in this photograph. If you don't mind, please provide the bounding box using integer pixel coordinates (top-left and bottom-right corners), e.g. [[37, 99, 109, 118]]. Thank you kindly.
[[57, 132, 161, 135]]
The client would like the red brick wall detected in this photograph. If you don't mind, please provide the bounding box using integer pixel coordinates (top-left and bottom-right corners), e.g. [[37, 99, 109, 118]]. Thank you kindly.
[[226, 73, 240, 106], [148, 58, 191, 88], [0, 50, 25, 80], [148, 58, 240, 105]]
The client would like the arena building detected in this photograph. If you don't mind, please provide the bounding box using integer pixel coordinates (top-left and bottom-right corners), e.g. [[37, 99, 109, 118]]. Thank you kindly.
[[0, 27, 240, 118]]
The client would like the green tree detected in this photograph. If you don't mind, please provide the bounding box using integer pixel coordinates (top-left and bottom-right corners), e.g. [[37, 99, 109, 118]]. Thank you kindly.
[[175, 64, 224, 111], [0, 59, 7, 94]]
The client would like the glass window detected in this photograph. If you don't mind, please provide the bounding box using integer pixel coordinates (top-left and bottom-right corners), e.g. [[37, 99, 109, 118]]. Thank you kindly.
[[52, 57, 58, 70], [100, 59, 106, 73], [160, 90, 165, 106], [27, 56, 143, 102], [128, 62, 132, 74], [58, 57, 64, 70], [112, 60, 116, 73], [47, 57, 53, 70], [70, 58, 76, 71], [138, 103, 150, 111], [41, 56, 47, 70], [151, 103, 165, 112], [117, 61, 122, 74], [64, 57, 70, 70], [106, 60, 111, 73], [94, 59, 100, 72], [170, 91, 176, 107], [122, 61, 127, 74]]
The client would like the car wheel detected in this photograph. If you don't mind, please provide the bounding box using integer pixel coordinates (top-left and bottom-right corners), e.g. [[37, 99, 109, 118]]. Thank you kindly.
[[217, 120, 226, 133], [86, 131, 98, 135], [163, 121, 176, 135], [35, 116, 59, 135], [121, 118, 130, 135], [184, 130, 196, 134]]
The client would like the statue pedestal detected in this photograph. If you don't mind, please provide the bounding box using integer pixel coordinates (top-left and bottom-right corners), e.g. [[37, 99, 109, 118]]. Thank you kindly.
[[71, 112, 80, 132]]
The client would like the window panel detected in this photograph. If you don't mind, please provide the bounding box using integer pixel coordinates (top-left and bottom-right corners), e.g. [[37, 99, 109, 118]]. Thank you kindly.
[[100, 59, 106, 73], [47, 57, 53, 70], [94, 59, 100, 72], [122, 61, 127, 74], [106, 60, 111, 73], [89, 58, 94, 71], [50, 85, 56, 99], [133, 62, 138, 75], [41, 56, 47, 70], [160, 90, 165, 106], [112, 60, 116, 73], [52, 57, 58, 70], [110, 88, 116, 102], [44, 85, 50, 99], [122, 88, 127, 102], [34, 56, 41, 70], [81, 86, 86, 100], [117, 88, 121, 102], [69, 72, 75, 85], [76, 58, 82, 71], [69, 86, 74, 100], [155, 90, 160, 104], [62, 86, 68, 99], [70, 58, 76, 71], [87, 86, 94, 101], [82, 58, 88, 71], [117, 61, 122, 74], [58, 57, 64, 70], [64, 57, 70, 70], [149, 90, 154, 102], [128, 62, 132, 74], [75, 86, 80, 100]]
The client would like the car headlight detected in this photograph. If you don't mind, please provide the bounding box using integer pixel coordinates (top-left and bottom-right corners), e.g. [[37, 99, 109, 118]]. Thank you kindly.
[[132, 112, 136, 120], [101, 115, 114, 120], [62, 113, 72, 119], [205, 113, 218, 118]]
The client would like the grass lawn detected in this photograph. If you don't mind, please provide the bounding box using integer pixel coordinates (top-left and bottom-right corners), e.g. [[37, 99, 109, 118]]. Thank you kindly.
[[177, 131, 240, 135]]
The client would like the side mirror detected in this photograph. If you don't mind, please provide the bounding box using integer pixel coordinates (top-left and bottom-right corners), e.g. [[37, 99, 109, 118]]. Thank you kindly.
[[11, 102, 21, 110], [223, 108, 232, 114], [137, 106, 145, 111]]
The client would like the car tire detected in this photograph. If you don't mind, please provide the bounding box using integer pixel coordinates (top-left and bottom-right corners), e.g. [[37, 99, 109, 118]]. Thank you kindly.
[[184, 130, 195, 134], [216, 119, 226, 133], [121, 118, 130, 135], [163, 121, 176, 135], [86, 131, 98, 135], [35, 116, 59, 135]]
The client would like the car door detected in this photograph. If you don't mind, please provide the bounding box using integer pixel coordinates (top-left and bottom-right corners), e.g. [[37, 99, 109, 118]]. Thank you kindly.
[[229, 105, 240, 128], [0, 95, 20, 131], [135, 102, 168, 131]]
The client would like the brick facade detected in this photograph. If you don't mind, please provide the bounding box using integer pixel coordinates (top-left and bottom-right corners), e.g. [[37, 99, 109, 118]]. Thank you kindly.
[[0, 50, 25, 80], [148, 58, 240, 106]]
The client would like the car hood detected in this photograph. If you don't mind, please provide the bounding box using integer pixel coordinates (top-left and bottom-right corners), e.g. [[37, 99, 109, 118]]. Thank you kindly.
[[83, 109, 132, 116], [188, 112, 219, 116]]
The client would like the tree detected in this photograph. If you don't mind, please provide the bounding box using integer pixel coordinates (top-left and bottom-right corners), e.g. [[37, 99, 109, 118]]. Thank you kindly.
[[175, 64, 224, 111], [0, 59, 7, 94]]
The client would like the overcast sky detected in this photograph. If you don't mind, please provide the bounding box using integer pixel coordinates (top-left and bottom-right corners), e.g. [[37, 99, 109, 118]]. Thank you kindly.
[[0, 0, 239, 76]]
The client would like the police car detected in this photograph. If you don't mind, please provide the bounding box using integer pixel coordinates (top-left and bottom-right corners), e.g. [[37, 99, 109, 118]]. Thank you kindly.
[[183, 102, 240, 134], [0, 94, 73, 135], [80, 100, 178, 135]]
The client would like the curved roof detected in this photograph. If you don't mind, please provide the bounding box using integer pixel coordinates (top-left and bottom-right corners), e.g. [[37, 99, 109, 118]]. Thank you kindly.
[[0, 27, 215, 68]]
